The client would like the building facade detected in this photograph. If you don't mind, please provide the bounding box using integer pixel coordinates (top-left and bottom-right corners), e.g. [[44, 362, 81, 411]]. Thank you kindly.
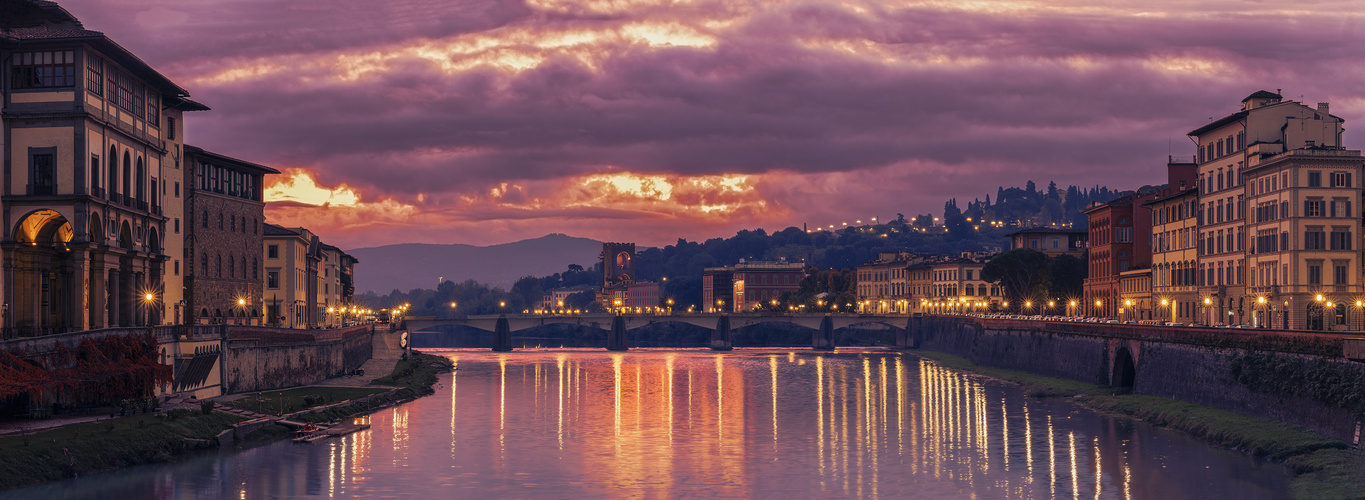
[[1146, 159, 1200, 324], [1005, 228, 1088, 257], [702, 262, 804, 312], [263, 224, 318, 329], [184, 146, 275, 325], [855, 252, 918, 314], [1083, 191, 1157, 318], [1191, 91, 1361, 329], [1, 2, 207, 335]]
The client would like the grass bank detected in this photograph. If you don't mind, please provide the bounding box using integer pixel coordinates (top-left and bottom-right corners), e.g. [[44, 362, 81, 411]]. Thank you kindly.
[[0, 410, 243, 490], [295, 351, 453, 424], [914, 350, 1365, 499], [227, 387, 390, 416]]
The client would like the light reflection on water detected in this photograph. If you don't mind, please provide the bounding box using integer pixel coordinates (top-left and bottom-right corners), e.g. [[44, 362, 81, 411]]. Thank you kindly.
[[4, 348, 1290, 499]]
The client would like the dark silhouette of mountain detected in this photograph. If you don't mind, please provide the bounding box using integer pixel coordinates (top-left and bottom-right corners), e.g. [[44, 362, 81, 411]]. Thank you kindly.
[[348, 234, 603, 293]]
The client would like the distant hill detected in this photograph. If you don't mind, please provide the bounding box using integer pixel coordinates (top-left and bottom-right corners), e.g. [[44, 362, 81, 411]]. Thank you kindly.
[[348, 234, 603, 293]]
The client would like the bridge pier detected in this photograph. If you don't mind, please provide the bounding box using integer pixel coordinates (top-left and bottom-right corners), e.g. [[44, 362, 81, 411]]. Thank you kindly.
[[900, 313, 922, 349], [607, 315, 628, 351], [711, 316, 733, 351], [813, 315, 835, 350], [492, 316, 513, 352]]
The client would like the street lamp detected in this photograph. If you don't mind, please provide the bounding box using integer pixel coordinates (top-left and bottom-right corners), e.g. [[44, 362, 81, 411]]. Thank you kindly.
[[1160, 298, 1170, 323], [143, 292, 157, 327]]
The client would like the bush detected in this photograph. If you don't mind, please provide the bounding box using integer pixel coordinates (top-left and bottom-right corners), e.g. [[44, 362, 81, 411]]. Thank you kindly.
[[200, 400, 216, 415]]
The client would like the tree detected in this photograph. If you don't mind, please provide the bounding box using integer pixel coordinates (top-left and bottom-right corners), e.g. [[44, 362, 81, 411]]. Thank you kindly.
[[1048, 254, 1087, 299], [981, 249, 1050, 305], [913, 214, 933, 228]]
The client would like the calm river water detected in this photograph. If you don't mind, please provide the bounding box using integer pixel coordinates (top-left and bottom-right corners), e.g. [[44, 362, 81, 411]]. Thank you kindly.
[[6, 348, 1290, 499]]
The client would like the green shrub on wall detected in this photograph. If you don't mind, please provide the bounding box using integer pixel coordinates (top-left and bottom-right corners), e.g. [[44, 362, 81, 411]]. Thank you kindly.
[[1231, 352, 1365, 415]]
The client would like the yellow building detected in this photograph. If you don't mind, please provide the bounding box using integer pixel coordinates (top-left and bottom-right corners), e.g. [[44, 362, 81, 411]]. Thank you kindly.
[[855, 252, 918, 314], [1147, 187, 1200, 324], [1, 2, 207, 334], [1190, 90, 1362, 329]]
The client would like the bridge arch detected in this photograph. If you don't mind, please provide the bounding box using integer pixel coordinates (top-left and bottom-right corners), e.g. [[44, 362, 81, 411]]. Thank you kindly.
[[1111, 345, 1136, 389]]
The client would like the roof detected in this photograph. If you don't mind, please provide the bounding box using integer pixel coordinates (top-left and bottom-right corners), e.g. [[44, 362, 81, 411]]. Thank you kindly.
[[1, 0, 192, 98], [184, 145, 281, 175], [1004, 227, 1086, 237], [1242, 90, 1282, 102], [1083, 193, 1136, 214], [1142, 187, 1198, 206], [263, 223, 298, 236]]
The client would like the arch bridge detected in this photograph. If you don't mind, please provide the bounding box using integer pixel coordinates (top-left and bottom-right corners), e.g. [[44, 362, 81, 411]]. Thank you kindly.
[[404, 313, 914, 351]]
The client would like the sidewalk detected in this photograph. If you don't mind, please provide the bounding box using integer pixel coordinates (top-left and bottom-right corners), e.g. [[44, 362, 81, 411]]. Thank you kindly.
[[314, 327, 404, 388]]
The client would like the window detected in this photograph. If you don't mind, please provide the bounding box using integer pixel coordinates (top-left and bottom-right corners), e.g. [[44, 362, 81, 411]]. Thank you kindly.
[[1331, 230, 1353, 250], [90, 154, 100, 195], [267, 270, 280, 289], [218, 213, 223, 229], [201, 254, 208, 275], [146, 90, 159, 127], [174, 181, 180, 198], [86, 56, 102, 94], [174, 259, 180, 276], [1308, 264, 1322, 285], [1305, 230, 1326, 250], [1332, 172, 1351, 188], [1116, 227, 1132, 243], [268, 245, 279, 259], [1309, 171, 1322, 187], [11, 51, 75, 89], [30, 148, 55, 195], [1306, 200, 1324, 217], [174, 218, 180, 234], [167, 116, 176, 141], [1335, 264, 1349, 285], [201, 211, 208, 228]]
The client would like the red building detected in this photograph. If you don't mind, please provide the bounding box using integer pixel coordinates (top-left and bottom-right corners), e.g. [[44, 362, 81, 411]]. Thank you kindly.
[[1083, 190, 1157, 318]]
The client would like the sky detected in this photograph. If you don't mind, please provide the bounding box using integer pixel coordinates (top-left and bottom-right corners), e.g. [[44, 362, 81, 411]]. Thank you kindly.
[[59, 0, 1365, 249]]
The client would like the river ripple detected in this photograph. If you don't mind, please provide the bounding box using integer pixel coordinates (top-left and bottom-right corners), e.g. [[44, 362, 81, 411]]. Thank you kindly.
[[4, 348, 1291, 499]]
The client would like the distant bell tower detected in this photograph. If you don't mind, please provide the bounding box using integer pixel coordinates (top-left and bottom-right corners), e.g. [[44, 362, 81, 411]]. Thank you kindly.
[[602, 242, 636, 287]]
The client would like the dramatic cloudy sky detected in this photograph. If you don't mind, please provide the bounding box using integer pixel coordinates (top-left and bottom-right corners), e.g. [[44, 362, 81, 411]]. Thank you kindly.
[[60, 0, 1365, 249]]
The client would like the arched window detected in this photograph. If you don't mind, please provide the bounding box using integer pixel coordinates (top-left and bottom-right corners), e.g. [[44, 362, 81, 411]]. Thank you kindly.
[[201, 210, 208, 228], [217, 213, 223, 229], [240, 256, 246, 279], [90, 154, 100, 195], [108, 145, 118, 199], [227, 254, 234, 277], [216, 253, 222, 277], [121, 151, 131, 203], [201, 253, 208, 275], [135, 157, 145, 202]]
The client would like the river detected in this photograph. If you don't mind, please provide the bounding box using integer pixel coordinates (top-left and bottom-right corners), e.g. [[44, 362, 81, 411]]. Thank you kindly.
[[5, 348, 1291, 499]]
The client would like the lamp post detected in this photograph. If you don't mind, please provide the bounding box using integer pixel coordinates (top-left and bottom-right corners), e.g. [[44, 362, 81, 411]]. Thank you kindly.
[[143, 292, 157, 327], [1160, 298, 1170, 323]]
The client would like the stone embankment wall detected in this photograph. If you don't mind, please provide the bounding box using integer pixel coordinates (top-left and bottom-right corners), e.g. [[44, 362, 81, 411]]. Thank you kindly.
[[913, 316, 1365, 444], [224, 325, 374, 393]]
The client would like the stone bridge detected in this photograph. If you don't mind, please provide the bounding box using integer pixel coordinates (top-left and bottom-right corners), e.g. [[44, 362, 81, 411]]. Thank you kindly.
[[404, 313, 913, 351]]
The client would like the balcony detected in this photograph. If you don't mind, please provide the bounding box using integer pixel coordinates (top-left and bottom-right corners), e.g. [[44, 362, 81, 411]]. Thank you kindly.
[[91, 187, 104, 198]]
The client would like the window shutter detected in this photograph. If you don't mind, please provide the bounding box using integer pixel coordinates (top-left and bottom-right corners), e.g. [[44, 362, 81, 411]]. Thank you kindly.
[[1349, 201, 1354, 218], [1331, 201, 1337, 217], [1305, 200, 1311, 216], [1347, 173, 1353, 188]]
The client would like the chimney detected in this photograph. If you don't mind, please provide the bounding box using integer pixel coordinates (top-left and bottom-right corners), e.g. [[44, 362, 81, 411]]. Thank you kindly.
[[1318, 102, 1330, 115]]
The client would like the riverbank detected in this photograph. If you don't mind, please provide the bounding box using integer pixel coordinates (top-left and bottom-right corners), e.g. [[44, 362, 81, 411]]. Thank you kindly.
[[911, 349, 1365, 499], [0, 409, 244, 490], [0, 348, 452, 491]]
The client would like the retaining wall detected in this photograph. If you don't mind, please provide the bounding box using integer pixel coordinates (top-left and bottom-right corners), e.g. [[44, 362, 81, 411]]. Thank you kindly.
[[914, 316, 1365, 444], [223, 325, 374, 393]]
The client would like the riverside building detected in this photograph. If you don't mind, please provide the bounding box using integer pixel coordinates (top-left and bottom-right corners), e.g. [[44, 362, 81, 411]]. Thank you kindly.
[[1192, 91, 1362, 329], [0, 1, 207, 334]]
